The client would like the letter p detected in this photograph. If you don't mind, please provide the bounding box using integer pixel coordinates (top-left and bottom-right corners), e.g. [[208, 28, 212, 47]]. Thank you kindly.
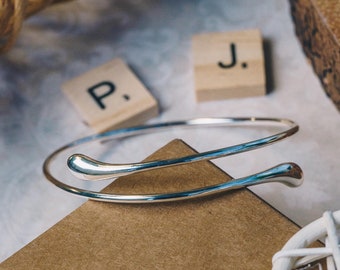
[[88, 81, 115, 109]]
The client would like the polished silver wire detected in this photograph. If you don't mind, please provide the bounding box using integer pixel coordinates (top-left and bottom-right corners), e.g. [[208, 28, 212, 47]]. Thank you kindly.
[[43, 117, 303, 203]]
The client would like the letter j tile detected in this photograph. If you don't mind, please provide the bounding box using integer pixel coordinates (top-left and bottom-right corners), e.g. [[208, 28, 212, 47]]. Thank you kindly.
[[192, 29, 266, 102]]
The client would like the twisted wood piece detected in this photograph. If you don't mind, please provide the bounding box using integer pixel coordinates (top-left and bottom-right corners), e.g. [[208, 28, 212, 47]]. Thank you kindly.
[[0, 0, 71, 52]]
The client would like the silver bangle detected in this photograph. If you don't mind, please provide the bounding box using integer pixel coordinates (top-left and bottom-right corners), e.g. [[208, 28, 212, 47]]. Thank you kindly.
[[43, 117, 303, 203]]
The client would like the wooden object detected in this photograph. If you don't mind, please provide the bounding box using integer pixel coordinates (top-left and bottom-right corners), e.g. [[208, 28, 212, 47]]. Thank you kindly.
[[0, 0, 73, 52], [62, 58, 158, 132], [192, 29, 266, 102], [289, 0, 340, 111], [1, 139, 304, 270]]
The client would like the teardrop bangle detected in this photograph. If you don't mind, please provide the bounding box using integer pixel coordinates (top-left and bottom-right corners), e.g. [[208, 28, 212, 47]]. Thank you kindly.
[[43, 117, 303, 203]]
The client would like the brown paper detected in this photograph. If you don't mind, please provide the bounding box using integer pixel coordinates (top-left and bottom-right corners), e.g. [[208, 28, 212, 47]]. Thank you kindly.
[[1, 139, 303, 269]]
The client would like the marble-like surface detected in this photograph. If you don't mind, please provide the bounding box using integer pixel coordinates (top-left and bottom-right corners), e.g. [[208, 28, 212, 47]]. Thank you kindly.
[[0, 0, 339, 263]]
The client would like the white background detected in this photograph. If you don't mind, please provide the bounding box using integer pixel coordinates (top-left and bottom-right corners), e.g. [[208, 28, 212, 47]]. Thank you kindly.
[[0, 0, 339, 262]]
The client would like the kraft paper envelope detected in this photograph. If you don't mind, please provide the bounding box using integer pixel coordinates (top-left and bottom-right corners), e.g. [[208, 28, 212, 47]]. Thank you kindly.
[[1, 139, 306, 269]]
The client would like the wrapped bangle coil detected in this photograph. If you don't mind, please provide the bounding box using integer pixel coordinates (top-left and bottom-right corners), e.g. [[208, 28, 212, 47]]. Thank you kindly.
[[43, 117, 303, 203]]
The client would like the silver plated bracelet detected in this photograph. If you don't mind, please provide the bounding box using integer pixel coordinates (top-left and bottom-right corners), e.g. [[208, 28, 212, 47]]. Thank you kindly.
[[43, 117, 303, 203]]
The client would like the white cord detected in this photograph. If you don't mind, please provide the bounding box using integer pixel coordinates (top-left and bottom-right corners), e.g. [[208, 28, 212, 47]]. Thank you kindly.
[[323, 212, 340, 268], [273, 247, 334, 262], [272, 210, 340, 270], [326, 238, 336, 270]]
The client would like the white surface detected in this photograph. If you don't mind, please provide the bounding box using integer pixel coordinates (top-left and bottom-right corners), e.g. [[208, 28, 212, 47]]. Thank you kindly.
[[0, 0, 339, 263]]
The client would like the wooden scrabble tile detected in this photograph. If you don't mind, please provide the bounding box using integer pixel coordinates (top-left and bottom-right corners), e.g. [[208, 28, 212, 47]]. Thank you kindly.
[[62, 58, 158, 132], [1, 139, 306, 270], [193, 29, 266, 102]]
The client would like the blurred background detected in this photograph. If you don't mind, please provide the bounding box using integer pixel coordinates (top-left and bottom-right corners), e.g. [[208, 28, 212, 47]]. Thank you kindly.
[[0, 0, 339, 262]]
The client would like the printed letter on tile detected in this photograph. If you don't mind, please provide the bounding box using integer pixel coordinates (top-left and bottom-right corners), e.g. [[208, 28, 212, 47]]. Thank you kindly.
[[62, 58, 158, 132], [193, 29, 266, 102]]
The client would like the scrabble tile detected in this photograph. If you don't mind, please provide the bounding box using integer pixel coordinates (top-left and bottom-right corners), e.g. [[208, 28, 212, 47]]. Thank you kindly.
[[62, 58, 158, 132], [192, 29, 266, 102]]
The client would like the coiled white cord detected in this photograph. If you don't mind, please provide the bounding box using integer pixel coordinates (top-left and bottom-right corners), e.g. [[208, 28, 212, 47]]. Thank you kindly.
[[272, 210, 340, 270]]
